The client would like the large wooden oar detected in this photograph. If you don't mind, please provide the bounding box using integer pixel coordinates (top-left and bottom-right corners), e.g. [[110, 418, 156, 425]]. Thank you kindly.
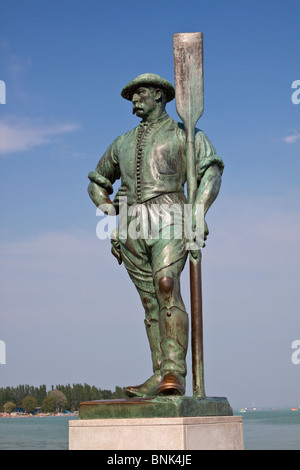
[[173, 32, 205, 397]]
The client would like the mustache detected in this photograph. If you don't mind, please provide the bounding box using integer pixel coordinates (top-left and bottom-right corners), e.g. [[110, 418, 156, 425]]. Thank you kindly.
[[132, 104, 144, 114]]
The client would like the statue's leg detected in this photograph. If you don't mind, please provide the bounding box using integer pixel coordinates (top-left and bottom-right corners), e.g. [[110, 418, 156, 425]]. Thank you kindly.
[[120, 197, 189, 396], [142, 292, 162, 379], [154, 263, 189, 396], [119, 238, 163, 397], [125, 290, 162, 397], [149, 203, 188, 395]]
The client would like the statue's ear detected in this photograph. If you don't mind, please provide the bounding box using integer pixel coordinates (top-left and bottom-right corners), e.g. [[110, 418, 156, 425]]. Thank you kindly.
[[154, 88, 162, 101]]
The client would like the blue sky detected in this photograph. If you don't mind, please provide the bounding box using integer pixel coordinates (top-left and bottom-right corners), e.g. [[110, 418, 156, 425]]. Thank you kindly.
[[0, 0, 299, 409]]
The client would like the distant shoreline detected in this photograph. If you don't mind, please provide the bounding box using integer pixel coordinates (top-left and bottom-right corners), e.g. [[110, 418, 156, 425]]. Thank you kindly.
[[0, 412, 78, 418]]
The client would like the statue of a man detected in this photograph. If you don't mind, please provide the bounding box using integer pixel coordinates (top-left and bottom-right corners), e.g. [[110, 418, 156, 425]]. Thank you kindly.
[[88, 73, 224, 397]]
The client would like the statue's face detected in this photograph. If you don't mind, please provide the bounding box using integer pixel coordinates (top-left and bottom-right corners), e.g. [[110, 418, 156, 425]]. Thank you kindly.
[[131, 87, 158, 119]]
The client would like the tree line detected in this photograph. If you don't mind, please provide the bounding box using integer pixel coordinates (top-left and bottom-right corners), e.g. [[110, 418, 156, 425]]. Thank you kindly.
[[0, 383, 127, 413]]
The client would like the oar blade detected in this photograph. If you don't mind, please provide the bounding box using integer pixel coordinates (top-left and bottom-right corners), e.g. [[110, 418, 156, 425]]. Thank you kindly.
[[173, 32, 204, 129]]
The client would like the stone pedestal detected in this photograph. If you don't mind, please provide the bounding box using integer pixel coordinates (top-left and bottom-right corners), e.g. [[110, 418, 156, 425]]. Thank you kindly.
[[69, 415, 244, 450], [69, 396, 243, 450]]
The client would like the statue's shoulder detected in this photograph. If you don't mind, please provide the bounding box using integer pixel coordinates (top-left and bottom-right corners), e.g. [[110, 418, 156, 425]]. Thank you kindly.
[[171, 118, 205, 136], [107, 127, 137, 151], [115, 126, 138, 143], [167, 117, 185, 135], [122, 126, 138, 138], [171, 119, 206, 141]]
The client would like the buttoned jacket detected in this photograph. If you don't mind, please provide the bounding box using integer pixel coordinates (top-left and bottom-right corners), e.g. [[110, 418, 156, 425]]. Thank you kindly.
[[89, 114, 223, 206]]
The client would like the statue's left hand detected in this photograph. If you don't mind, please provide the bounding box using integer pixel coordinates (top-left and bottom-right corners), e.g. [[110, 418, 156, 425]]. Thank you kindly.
[[191, 203, 209, 246]]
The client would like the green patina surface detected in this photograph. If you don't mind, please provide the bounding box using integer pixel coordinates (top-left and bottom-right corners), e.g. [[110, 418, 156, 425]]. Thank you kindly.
[[79, 396, 233, 420]]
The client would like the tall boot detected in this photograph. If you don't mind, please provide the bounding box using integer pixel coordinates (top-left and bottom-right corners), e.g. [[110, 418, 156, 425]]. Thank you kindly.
[[157, 306, 189, 396], [125, 317, 162, 397]]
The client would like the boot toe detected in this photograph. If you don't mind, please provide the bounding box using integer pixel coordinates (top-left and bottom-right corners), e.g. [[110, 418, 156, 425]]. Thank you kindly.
[[157, 372, 185, 396], [125, 385, 142, 398], [125, 373, 161, 398]]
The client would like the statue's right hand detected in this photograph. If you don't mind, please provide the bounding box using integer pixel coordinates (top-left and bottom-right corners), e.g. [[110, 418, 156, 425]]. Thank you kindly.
[[110, 228, 122, 265], [113, 185, 128, 211], [87, 182, 116, 216]]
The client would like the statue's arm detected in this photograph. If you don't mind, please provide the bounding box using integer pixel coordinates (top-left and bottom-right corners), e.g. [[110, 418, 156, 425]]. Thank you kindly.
[[87, 139, 121, 216], [87, 180, 116, 216], [193, 130, 224, 240], [194, 164, 222, 216]]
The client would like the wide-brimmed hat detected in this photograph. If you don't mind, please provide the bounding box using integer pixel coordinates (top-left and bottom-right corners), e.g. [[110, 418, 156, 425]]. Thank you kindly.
[[121, 73, 175, 102]]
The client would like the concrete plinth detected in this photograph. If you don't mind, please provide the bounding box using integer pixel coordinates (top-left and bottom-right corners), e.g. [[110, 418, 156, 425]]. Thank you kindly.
[[69, 416, 244, 450]]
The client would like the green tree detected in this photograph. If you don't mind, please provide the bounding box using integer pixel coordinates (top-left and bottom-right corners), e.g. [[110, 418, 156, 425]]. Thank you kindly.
[[49, 389, 67, 411], [0, 383, 127, 411], [41, 395, 56, 413], [112, 386, 127, 398], [4, 401, 16, 413], [22, 396, 37, 413], [56, 384, 73, 410]]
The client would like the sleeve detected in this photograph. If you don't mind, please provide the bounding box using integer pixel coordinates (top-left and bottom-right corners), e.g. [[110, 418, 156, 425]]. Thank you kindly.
[[195, 129, 224, 183], [88, 137, 121, 195]]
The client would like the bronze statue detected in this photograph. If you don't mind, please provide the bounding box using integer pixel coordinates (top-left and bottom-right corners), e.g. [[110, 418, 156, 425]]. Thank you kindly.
[[88, 68, 224, 397]]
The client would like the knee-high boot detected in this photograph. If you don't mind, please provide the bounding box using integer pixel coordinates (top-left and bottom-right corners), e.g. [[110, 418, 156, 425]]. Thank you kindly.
[[157, 306, 189, 395], [125, 317, 162, 397]]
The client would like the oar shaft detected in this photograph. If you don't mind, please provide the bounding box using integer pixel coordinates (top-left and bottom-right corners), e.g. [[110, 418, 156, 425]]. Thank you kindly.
[[190, 257, 205, 396], [186, 128, 205, 396], [186, 128, 197, 206]]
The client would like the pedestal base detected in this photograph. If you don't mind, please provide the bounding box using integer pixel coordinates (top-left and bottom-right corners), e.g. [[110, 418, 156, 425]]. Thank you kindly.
[[78, 396, 233, 420], [69, 415, 244, 450]]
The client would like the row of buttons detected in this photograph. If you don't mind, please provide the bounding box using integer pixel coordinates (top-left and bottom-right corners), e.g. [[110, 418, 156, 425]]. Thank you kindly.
[[136, 125, 152, 201]]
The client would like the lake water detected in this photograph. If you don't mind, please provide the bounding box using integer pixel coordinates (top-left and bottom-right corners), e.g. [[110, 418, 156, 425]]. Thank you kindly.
[[238, 409, 300, 450], [0, 410, 299, 450]]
